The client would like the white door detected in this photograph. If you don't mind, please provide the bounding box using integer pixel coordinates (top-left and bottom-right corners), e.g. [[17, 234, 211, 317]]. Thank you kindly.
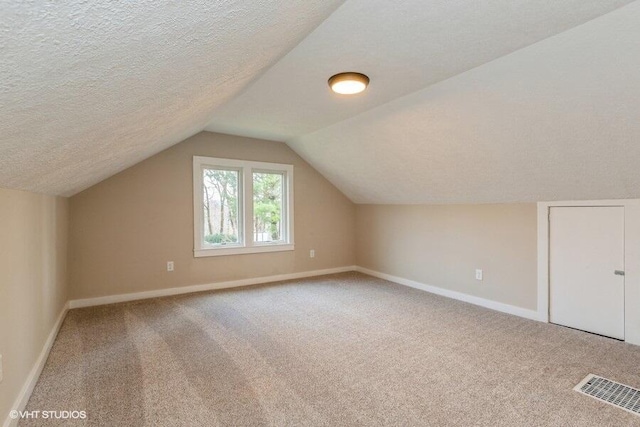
[[549, 206, 625, 340]]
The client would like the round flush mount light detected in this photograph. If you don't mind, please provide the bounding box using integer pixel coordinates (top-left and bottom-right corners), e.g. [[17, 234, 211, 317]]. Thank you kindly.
[[328, 72, 370, 95]]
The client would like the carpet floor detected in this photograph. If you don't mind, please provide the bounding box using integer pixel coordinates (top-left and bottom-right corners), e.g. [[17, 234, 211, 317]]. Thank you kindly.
[[22, 272, 640, 426]]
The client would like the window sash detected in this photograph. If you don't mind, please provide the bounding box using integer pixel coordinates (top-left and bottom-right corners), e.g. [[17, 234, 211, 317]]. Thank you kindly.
[[193, 156, 294, 257], [201, 166, 243, 248], [252, 170, 286, 245]]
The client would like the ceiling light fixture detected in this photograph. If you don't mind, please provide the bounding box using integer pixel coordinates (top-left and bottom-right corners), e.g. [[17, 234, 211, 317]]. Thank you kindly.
[[328, 72, 370, 95]]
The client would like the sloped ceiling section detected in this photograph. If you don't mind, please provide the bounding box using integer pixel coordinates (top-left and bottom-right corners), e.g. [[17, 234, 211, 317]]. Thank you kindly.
[[206, 0, 633, 143], [0, 0, 345, 196], [289, 1, 640, 204], [3, 0, 638, 203]]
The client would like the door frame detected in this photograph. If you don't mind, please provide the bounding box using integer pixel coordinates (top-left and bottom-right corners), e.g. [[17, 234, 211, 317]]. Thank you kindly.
[[537, 199, 640, 345]]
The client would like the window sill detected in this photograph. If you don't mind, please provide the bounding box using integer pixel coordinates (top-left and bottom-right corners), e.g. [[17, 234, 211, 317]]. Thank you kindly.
[[194, 244, 295, 258]]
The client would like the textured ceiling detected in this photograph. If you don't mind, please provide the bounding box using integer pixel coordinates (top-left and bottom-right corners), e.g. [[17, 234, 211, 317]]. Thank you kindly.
[[205, 0, 632, 142], [2, 0, 638, 203], [0, 0, 345, 196], [289, 1, 640, 203]]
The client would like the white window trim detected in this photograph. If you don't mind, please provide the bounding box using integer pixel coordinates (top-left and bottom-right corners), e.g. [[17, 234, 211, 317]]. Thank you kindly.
[[193, 156, 294, 257]]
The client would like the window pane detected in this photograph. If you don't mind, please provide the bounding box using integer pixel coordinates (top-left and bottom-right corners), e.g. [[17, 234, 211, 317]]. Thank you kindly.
[[253, 172, 284, 243], [202, 168, 240, 245]]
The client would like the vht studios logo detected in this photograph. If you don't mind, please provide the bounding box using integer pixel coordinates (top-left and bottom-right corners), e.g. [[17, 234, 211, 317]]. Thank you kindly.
[[10, 410, 87, 420]]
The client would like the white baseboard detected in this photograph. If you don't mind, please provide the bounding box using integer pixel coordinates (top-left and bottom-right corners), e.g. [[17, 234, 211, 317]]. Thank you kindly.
[[355, 266, 543, 322], [67, 265, 542, 321], [3, 302, 69, 427], [68, 266, 357, 309]]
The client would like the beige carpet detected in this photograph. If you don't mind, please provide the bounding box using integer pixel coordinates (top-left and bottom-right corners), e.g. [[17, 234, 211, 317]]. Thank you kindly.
[[22, 272, 640, 426]]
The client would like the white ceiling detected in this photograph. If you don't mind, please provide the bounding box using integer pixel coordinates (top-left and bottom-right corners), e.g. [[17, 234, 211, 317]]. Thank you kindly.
[[0, 0, 345, 196], [205, 0, 632, 141], [2, 0, 638, 203], [290, 1, 640, 203]]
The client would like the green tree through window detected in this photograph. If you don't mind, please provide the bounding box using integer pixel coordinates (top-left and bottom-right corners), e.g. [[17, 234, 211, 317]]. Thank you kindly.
[[253, 172, 283, 242], [203, 169, 239, 244], [194, 156, 293, 257]]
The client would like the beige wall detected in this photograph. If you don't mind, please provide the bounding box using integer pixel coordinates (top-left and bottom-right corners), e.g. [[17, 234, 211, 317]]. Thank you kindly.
[[69, 132, 356, 299], [0, 188, 68, 421], [356, 203, 537, 310], [0, 133, 538, 422]]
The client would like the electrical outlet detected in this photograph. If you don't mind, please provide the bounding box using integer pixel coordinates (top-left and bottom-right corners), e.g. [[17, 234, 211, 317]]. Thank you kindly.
[[310, 249, 315, 258], [475, 269, 483, 281], [167, 261, 174, 272]]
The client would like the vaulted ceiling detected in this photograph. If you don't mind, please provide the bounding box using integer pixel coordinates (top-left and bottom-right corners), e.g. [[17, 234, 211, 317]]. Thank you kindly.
[[0, 0, 345, 196], [2, 0, 639, 203]]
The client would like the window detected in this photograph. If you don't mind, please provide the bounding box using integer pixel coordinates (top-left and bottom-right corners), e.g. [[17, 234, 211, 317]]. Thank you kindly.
[[193, 156, 294, 257]]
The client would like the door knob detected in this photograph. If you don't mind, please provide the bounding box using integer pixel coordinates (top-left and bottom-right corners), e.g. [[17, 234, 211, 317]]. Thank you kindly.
[[614, 270, 625, 276]]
